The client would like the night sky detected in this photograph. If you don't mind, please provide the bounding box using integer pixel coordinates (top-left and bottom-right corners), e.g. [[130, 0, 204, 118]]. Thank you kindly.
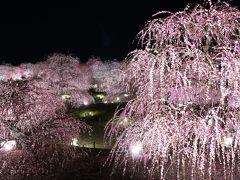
[[0, 0, 239, 65]]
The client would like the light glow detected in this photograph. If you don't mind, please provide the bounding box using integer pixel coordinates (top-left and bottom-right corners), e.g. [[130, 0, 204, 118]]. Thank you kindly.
[[92, 84, 98, 88], [223, 136, 233, 147], [61, 94, 71, 101], [71, 138, 79, 146], [1, 140, 16, 151], [130, 143, 142, 157]]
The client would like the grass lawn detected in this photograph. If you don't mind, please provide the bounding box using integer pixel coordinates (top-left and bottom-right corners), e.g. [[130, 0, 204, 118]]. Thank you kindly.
[[71, 102, 126, 149]]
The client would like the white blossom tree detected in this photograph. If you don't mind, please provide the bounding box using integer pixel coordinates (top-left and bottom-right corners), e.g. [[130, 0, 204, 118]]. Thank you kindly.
[[105, 1, 240, 179]]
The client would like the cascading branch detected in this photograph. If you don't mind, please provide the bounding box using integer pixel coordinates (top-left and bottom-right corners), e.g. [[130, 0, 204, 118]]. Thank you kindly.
[[105, 1, 240, 179]]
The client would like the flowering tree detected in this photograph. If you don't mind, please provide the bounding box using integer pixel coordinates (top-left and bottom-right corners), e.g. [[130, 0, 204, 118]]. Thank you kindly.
[[89, 58, 127, 102], [0, 65, 14, 80], [34, 53, 94, 107], [0, 78, 89, 177], [105, 1, 240, 179], [0, 64, 31, 81]]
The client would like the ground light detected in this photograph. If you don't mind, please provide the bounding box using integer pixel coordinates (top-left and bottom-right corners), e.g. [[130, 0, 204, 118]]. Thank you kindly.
[[92, 84, 98, 89], [223, 136, 233, 147], [71, 138, 79, 146], [130, 143, 142, 159], [61, 94, 71, 101], [83, 101, 88, 105], [75, 110, 101, 118], [1, 140, 17, 151], [95, 94, 105, 100]]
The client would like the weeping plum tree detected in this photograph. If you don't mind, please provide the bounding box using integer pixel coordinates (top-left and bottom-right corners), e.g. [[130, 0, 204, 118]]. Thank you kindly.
[[0, 78, 89, 177], [34, 53, 94, 107], [105, 1, 240, 179]]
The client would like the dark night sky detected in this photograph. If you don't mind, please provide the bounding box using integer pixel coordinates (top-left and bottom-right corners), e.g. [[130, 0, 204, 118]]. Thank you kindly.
[[0, 0, 239, 65]]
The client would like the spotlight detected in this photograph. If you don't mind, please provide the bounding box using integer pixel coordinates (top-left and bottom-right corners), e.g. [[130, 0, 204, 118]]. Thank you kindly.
[[71, 138, 79, 146], [223, 136, 233, 147], [130, 143, 142, 158], [1, 140, 16, 151], [61, 94, 71, 101]]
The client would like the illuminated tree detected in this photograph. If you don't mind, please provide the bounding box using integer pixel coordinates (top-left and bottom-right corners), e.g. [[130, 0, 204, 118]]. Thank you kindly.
[[0, 64, 29, 81], [0, 78, 89, 177], [0, 65, 13, 80], [34, 53, 95, 107], [106, 1, 240, 179], [89, 58, 127, 102]]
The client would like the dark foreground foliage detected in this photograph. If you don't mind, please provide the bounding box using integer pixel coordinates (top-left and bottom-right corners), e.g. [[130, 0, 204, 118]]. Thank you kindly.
[[2, 147, 133, 180]]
